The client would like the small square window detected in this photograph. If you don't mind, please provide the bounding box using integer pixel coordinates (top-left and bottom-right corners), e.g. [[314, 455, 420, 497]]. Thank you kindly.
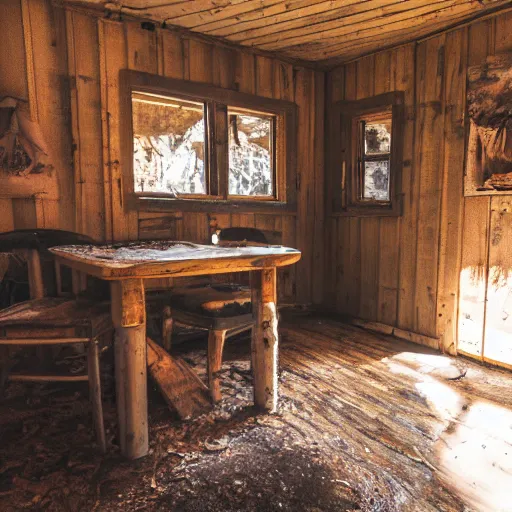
[[330, 91, 404, 216], [360, 117, 392, 202], [364, 120, 391, 154], [132, 92, 208, 196], [363, 160, 390, 201], [228, 109, 275, 198]]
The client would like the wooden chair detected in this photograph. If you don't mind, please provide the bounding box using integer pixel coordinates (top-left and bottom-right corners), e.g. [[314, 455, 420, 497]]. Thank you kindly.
[[0, 229, 111, 453], [164, 227, 279, 403]]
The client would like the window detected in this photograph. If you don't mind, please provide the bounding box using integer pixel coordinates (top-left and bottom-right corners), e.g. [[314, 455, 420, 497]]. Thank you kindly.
[[120, 71, 297, 212], [132, 93, 208, 196], [330, 92, 404, 216], [358, 114, 392, 202], [228, 109, 275, 198]]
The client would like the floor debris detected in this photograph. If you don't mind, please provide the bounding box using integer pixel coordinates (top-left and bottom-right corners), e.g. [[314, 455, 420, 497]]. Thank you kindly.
[[0, 312, 511, 511]]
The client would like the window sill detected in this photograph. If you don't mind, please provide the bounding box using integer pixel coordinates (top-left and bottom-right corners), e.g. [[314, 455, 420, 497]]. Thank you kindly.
[[331, 210, 401, 218], [137, 196, 297, 214], [331, 199, 402, 217]]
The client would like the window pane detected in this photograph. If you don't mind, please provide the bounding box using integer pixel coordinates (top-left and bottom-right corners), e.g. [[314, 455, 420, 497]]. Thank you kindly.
[[363, 160, 390, 201], [365, 120, 391, 155], [228, 111, 273, 197], [132, 92, 207, 195]]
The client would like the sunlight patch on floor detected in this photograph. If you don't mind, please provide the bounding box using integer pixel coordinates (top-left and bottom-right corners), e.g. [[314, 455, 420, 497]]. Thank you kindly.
[[382, 351, 512, 511], [436, 401, 512, 511], [384, 355, 463, 421]]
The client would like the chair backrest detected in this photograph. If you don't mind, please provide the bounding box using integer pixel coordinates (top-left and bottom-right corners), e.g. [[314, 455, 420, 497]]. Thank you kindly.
[[0, 229, 95, 252], [0, 229, 97, 302], [217, 227, 269, 245]]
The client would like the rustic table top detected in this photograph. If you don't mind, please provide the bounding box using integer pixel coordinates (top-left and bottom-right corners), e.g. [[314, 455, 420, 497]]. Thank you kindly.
[[49, 241, 301, 280]]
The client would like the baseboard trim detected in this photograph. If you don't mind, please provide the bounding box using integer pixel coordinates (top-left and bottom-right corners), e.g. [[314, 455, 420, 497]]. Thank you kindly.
[[348, 317, 441, 351]]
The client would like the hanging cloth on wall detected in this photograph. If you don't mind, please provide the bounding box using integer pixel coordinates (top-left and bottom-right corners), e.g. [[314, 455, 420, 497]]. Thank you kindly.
[[0, 97, 52, 176]]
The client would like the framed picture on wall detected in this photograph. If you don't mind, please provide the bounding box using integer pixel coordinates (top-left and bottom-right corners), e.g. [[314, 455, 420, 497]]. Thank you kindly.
[[465, 53, 512, 196]]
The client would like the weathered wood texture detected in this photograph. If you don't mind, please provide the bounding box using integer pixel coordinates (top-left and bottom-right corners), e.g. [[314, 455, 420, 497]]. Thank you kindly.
[[110, 278, 148, 459], [207, 329, 227, 403], [147, 336, 212, 419], [278, 314, 512, 512], [60, 0, 512, 64], [251, 267, 279, 411], [326, 10, 512, 369], [53, 241, 297, 458], [457, 14, 512, 370], [50, 242, 301, 280], [0, 0, 72, 230], [0, 0, 323, 307], [1, 313, 511, 509]]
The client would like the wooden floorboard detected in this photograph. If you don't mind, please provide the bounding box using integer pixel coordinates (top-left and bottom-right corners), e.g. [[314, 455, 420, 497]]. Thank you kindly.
[[278, 313, 512, 511], [0, 313, 510, 510]]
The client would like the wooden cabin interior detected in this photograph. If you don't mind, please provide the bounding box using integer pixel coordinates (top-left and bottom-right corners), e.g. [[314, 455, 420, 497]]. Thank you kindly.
[[1, 0, 512, 510]]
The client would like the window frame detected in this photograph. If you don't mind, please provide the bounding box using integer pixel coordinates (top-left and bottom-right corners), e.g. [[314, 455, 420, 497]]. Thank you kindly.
[[330, 91, 404, 217], [131, 91, 212, 198], [120, 70, 297, 213], [227, 107, 278, 201]]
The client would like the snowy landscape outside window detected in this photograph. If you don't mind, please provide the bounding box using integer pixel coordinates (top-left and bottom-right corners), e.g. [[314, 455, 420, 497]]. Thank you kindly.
[[359, 115, 392, 202], [132, 92, 207, 196], [228, 110, 275, 197]]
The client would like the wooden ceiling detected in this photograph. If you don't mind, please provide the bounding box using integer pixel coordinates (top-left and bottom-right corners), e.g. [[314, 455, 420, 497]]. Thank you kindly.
[[69, 0, 511, 64]]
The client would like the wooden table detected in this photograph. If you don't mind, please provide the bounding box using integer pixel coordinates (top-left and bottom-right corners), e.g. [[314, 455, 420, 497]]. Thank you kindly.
[[49, 241, 301, 459]]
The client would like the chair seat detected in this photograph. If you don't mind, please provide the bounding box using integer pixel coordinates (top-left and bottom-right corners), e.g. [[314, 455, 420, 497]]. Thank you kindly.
[[0, 297, 111, 333], [169, 284, 252, 331], [170, 284, 251, 317]]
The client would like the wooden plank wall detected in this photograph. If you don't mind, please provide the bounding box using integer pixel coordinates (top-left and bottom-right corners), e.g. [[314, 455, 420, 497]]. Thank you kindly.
[[0, 0, 325, 306], [0, 0, 74, 233], [3, 1, 511, 360], [458, 13, 512, 370], [326, 9, 512, 362]]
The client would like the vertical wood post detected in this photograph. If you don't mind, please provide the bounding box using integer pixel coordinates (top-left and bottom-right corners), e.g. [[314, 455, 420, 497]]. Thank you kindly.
[[88, 338, 106, 453], [54, 261, 64, 296], [110, 279, 148, 459], [251, 267, 278, 411], [161, 305, 173, 352], [26, 249, 45, 362], [26, 249, 44, 299], [72, 270, 87, 296], [207, 329, 227, 403]]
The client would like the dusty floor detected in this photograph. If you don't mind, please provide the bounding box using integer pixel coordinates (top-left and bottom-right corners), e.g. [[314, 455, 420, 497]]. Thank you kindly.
[[0, 312, 511, 511]]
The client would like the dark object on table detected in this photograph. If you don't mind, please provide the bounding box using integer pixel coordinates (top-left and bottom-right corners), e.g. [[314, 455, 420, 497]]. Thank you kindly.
[[217, 227, 268, 245]]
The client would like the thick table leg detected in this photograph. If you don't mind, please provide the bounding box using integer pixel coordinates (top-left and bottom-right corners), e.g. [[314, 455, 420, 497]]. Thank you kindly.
[[110, 279, 148, 459], [251, 268, 278, 412]]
